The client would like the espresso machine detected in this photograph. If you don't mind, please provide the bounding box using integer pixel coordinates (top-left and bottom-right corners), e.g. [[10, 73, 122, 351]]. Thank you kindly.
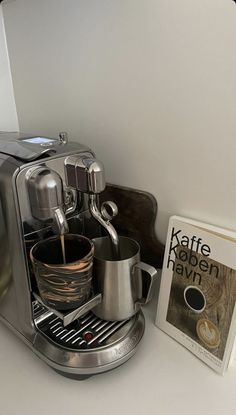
[[0, 131, 149, 379]]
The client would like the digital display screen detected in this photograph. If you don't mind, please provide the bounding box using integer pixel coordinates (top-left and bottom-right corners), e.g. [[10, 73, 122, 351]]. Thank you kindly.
[[23, 137, 56, 144]]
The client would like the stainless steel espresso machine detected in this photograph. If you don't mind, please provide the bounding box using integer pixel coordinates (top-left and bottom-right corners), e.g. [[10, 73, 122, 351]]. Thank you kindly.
[[0, 131, 148, 379]]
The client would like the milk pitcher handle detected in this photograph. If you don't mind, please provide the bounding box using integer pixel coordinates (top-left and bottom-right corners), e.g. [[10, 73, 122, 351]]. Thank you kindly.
[[133, 262, 158, 306]]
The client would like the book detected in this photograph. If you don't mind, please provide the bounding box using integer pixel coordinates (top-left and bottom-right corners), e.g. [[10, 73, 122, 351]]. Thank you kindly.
[[155, 215, 236, 374]]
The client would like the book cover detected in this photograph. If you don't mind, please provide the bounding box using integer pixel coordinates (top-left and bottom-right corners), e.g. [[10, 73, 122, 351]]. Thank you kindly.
[[155, 215, 236, 374]]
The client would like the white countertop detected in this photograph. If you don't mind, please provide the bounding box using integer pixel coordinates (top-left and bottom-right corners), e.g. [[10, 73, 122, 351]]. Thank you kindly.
[[0, 297, 236, 415]]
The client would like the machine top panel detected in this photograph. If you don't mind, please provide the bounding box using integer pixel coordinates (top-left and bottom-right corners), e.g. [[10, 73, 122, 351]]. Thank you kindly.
[[0, 132, 90, 162]]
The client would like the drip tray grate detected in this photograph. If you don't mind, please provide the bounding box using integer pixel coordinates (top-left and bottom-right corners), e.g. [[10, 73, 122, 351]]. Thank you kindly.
[[33, 301, 132, 350]]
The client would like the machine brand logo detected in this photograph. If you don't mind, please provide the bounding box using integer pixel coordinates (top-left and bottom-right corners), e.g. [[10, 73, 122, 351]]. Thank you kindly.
[[113, 333, 139, 357]]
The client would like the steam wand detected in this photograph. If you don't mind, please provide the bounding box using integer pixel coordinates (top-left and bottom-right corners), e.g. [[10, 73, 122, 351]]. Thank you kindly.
[[89, 195, 120, 259], [65, 156, 120, 259]]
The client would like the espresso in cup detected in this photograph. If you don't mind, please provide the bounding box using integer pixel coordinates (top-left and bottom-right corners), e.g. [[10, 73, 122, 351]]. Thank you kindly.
[[183, 285, 206, 314]]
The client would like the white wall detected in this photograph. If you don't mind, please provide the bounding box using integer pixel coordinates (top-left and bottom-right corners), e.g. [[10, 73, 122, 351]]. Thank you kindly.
[[2, 0, 236, 242], [0, 5, 18, 131]]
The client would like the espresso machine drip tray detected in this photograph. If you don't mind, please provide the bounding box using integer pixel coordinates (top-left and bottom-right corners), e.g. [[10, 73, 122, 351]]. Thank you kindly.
[[32, 301, 145, 379]]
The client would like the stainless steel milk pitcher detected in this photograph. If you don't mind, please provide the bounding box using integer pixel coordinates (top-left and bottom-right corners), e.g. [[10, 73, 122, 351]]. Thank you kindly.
[[92, 236, 158, 321]]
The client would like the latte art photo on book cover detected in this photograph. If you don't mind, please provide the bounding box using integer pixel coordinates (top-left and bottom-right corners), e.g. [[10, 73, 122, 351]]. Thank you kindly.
[[156, 215, 236, 373], [166, 246, 236, 360]]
